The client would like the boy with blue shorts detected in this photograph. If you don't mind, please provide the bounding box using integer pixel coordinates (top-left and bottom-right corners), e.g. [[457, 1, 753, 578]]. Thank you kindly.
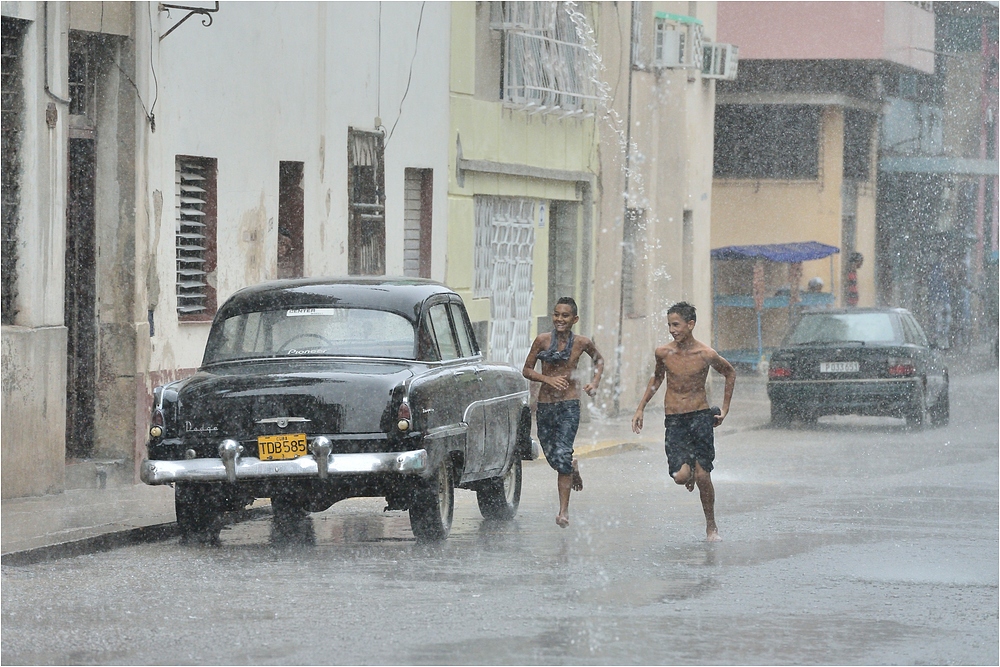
[[631, 302, 735, 542], [523, 297, 604, 528]]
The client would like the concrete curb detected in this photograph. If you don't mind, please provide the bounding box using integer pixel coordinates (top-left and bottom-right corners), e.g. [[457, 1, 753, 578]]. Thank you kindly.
[[1, 506, 271, 566]]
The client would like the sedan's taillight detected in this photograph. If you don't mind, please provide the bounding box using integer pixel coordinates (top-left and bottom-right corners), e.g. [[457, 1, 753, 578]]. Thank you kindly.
[[887, 357, 915, 376], [397, 402, 412, 431], [768, 365, 792, 379], [149, 409, 165, 439]]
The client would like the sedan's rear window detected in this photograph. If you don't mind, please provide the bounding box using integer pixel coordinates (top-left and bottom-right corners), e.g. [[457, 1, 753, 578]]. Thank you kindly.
[[788, 312, 900, 345], [205, 308, 416, 362]]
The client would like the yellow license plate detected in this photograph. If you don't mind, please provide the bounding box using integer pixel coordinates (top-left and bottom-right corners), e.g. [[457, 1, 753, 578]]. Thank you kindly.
[[257, 433, 308, 461]]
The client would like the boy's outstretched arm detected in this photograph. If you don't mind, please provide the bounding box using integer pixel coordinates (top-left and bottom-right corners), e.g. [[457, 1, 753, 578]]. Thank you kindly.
[[522, 336, 569, 391], [631, 352, 666, 433], [582, 340, 605, 396], [710, 352, 736, 426]]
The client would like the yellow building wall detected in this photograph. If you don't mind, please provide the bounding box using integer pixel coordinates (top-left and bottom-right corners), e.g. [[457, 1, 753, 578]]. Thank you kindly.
[[710, 104, 879, 355], [447, 3, 598, 339]]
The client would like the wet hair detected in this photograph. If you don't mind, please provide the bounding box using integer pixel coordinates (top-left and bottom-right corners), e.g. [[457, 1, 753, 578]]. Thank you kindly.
[[667, 301, 696, 323], [555, 296, 578, 316]]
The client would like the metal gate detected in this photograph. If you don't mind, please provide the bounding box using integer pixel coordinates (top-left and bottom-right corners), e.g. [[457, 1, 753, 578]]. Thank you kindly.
[[474, 196, 536, 366]]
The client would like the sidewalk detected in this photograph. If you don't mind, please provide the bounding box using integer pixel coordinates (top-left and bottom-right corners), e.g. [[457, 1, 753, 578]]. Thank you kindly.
[[1, 374, 773, 564]]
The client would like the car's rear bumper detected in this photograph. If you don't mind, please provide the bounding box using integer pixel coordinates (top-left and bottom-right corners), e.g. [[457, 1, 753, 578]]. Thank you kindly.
[[141, 449, 427, 485], [767, 377, 919, 414]]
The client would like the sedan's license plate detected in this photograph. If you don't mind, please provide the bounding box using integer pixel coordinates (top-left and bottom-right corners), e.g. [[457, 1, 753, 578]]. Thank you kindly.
[[820, 361, 859, 373], [258, 433, 308, 461]]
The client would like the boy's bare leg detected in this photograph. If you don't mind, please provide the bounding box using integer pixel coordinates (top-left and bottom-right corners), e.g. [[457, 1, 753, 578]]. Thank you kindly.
[[555, 473, 573, 527], [694, 463, 721, 542], [571, 458, 583, 491]]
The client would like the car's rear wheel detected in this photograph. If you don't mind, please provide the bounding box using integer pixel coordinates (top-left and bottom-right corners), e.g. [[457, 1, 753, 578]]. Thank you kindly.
[[906, 382, 929, 429], [770, 400, 792, 427], [175, 483, 222, 545], [930, 381, 950, 427], [409, 459, 454, 541], [477, 459, 521, 520]]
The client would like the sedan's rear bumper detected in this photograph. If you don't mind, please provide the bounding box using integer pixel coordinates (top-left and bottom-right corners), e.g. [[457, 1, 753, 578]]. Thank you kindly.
[[768, 377, 919, 414], [141, 449, 427, 485]]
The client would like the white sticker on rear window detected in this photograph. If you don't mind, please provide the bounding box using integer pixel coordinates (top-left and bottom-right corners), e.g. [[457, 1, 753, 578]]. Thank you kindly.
[[286, 308, 346, 320]]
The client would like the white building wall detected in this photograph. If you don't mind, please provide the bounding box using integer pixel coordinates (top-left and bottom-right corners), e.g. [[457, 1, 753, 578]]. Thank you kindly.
[[136, 1, 451, 374]]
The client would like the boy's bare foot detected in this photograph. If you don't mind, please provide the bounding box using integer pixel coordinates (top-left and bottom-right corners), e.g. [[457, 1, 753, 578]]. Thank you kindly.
[[571, 459, 583, 492], [556, 514, 569, 528], [680, 464, 695, 491], [706, 522, 721, 542]]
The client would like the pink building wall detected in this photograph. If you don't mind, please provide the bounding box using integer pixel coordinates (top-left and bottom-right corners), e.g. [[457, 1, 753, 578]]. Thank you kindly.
[[717, 2, 934, 73]]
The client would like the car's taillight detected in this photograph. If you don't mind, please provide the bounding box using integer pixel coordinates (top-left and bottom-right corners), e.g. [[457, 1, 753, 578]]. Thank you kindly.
[[397, 402, 412, 431], [887, 357, 915, 376], [768, 366, 792, 379], [149, 409, 165, 439]]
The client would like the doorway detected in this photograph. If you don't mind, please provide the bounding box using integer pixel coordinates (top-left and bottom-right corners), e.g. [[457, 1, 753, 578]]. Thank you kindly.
[[65, 138, 97, 458]]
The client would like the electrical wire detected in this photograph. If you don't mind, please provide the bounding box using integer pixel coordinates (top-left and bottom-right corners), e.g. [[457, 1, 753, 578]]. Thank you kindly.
[[386, 1, 425, 144]]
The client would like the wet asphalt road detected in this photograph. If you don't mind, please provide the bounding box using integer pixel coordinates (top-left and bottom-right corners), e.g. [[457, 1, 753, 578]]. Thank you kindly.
[[2, 371, 997, 665]]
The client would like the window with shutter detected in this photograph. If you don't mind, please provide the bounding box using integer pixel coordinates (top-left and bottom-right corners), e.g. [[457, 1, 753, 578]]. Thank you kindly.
[[348, 130, 385, 275], [175, 156, 217, 320]]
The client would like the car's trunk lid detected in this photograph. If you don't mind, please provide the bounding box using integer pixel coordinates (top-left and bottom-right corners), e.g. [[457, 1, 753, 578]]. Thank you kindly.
[[174, 360, 413, 439]]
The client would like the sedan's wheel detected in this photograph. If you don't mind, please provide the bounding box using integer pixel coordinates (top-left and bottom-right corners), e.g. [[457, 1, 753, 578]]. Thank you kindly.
[[409, 459, 454, 541], [477, 459, 522, 520], [175, 483, 222, 545], [770, 400, 792, 428], [906, 383, 929, 429], [930, 383, 950, 427]]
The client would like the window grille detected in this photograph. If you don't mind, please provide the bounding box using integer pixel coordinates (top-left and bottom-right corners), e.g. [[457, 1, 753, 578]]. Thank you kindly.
[[1, 17, 26, 325], [653, 16, 703, 69], [68, 33, 96, 117], [175, 156, 217, 319], [491, 1, 599, 115], [348, 129, 386, 275], [473, 196, 535, 366], [623, 208, 644, 318]]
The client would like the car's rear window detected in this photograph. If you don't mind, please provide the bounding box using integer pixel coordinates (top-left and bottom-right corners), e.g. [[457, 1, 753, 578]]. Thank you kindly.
[[204, 307, 416, 362], [787, 312, 900, 345]]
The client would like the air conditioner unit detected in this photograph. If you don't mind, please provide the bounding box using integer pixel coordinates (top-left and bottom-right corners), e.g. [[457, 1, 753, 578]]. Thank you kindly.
[[655, 24, 686, 67], [702, 42, 739, 80]]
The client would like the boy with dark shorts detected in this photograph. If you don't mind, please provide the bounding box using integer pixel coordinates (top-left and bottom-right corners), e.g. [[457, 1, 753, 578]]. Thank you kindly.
[[523, 297, 604, 528], [631, 302, 735, 541]]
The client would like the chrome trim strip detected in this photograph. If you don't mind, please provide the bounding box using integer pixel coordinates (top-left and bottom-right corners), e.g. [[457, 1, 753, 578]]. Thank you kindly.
[[463, 391, 529, 421], [424, 424, 467, 439], [769, 378, 919, 385], [140, 449, 427, 485], [256, 417, 312, 425]]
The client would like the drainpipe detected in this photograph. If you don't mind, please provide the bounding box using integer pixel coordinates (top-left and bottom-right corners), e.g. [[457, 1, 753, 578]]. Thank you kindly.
[[613, 1, 637, 416], [44, 3, 72, 106]]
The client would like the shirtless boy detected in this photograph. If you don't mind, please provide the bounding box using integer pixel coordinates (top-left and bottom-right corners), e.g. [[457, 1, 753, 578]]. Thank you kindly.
[[523, 297, 604, 528], [631, 302, 735, 542]]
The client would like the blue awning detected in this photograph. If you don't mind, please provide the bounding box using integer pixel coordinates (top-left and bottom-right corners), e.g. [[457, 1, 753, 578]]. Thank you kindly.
[[711, 242, 840, 263]]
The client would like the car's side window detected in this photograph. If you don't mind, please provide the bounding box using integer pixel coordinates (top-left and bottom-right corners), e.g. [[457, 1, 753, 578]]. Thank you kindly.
[[449, 302, 477, 358], [902, 314, 928, 346], [428, 303, 460, 361], [417, 314, 440, 361]]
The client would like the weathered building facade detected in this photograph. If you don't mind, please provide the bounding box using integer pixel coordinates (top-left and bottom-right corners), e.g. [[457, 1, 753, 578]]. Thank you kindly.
[[1, 1, 723, 499]]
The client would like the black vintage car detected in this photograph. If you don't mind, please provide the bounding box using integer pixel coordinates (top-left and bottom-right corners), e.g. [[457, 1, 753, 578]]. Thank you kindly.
[[141, 278, 536, 542], [767, 308, 949, 428]]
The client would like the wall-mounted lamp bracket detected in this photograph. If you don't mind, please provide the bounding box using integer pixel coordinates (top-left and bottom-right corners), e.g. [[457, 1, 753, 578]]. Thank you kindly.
[[158, 2, 219, 41]]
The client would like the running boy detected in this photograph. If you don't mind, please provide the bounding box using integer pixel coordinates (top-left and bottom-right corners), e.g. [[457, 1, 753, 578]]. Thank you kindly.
[[522, 297, 604, 528], [631, 302, 735, 542]]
